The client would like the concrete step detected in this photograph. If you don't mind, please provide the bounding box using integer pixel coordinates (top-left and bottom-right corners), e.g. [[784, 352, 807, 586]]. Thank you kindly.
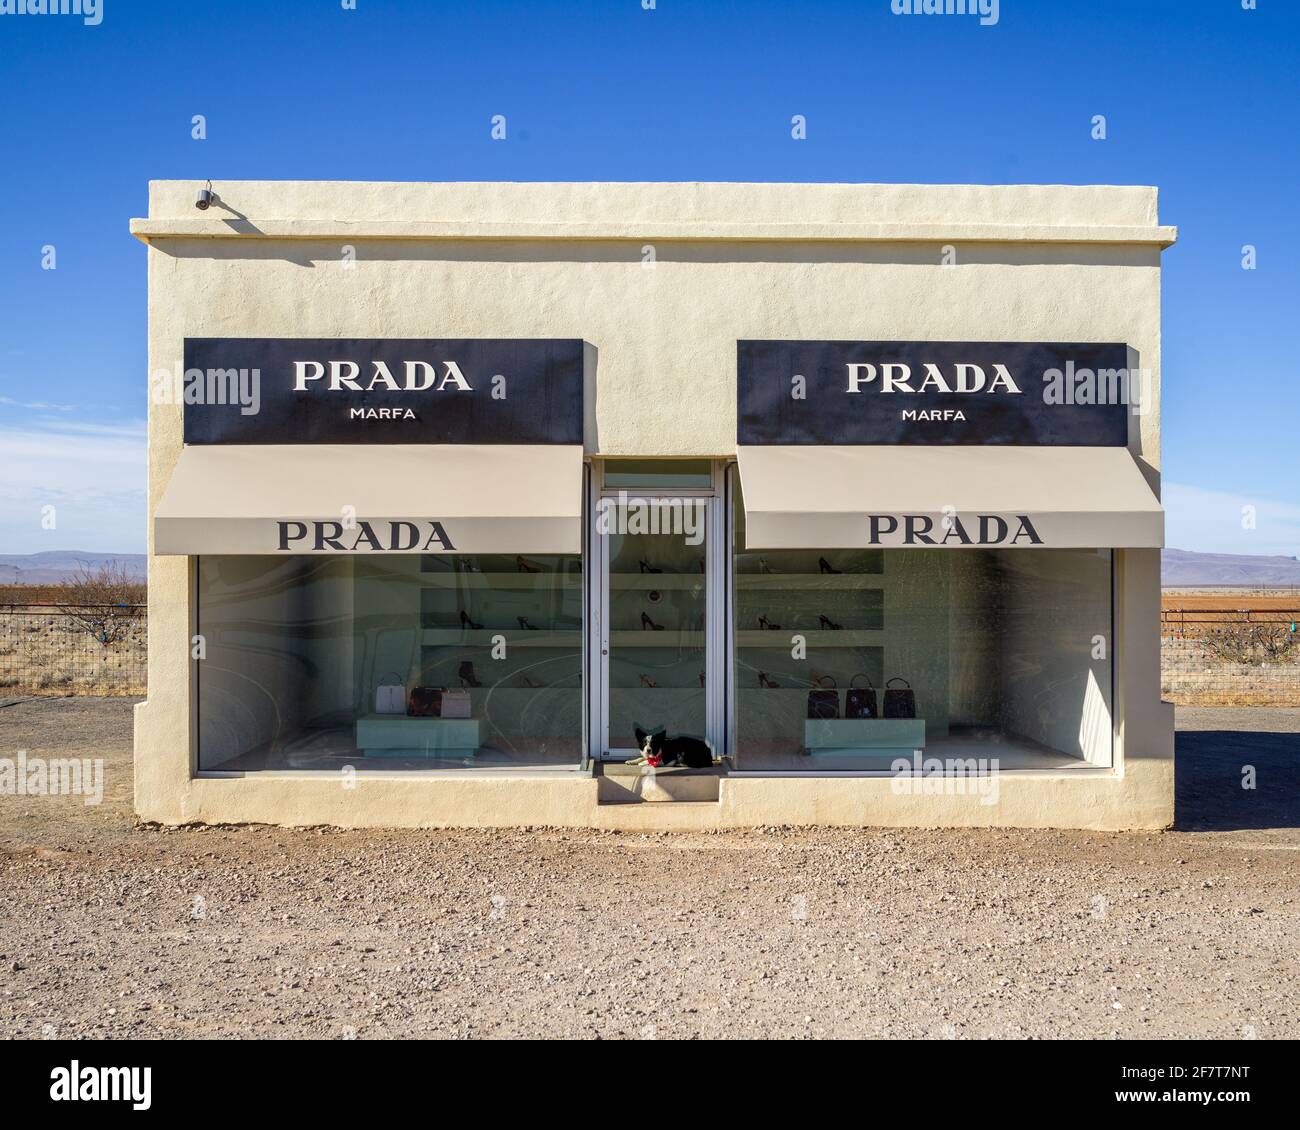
[[597, 763, 722, 804], [593, 800, 724, 832]]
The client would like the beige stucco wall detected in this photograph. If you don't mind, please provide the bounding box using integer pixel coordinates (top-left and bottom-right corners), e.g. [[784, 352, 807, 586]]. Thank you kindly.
[[133, 181, 1175, 830]]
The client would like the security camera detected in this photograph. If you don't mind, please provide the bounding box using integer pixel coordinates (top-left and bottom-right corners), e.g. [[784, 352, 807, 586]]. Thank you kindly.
[[195, 187, 213, 210]]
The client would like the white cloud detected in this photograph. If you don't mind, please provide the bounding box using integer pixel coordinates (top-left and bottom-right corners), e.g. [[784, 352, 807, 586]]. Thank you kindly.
[[30, 418, 145, 439], [0, 419, 145, 554], [0, 396, 78, 411], [1164, 482, 1300, 558]]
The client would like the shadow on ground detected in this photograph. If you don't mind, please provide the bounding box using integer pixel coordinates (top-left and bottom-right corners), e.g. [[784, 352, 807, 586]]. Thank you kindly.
[[1175, 708, 1300, 831]]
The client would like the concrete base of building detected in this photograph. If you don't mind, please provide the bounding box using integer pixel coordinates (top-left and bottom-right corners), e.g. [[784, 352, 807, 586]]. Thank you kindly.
[[135, 702, 1174, 832]]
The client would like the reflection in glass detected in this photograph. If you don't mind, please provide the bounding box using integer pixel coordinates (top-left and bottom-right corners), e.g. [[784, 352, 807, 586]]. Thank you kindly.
[[603, 499, 708, 753], [730, 468, 1113, 772], [196, 554, 582, 771]]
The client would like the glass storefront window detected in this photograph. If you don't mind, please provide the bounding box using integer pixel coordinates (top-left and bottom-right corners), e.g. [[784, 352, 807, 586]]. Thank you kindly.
[[731, 470, 1114, 771], [196, 554, 582, 772], [604, 500, 709, 753], [602, 458, 714, 490]]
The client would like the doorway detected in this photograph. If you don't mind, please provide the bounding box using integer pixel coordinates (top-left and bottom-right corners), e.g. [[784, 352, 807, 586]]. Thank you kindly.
[[589, 461, 728, 760]]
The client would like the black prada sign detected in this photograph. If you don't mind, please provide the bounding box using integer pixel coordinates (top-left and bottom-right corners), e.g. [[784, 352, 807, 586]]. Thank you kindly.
[[181, 338, 584, 445], [276, 520, 455, 552], [867, 514, 1043, 546], [737, 341, 1133, 446]]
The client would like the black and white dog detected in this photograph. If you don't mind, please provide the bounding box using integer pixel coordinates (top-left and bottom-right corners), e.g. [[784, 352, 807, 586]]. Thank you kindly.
[[634, 725, 715, 769]]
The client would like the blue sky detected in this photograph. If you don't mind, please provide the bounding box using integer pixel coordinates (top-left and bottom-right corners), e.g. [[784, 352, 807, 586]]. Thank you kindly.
[[0, 0, 1296, 556]]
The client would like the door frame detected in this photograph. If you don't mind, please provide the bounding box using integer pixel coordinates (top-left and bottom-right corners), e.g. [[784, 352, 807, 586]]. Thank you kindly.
[[586, 461, 729, 761]]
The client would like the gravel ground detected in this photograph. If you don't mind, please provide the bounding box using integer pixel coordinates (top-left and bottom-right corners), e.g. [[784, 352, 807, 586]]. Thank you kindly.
[[0, 697, 1297, 1040]]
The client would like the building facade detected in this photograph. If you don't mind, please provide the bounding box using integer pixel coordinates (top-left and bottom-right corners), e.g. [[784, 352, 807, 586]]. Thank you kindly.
[[132, 181, 1176, 829]]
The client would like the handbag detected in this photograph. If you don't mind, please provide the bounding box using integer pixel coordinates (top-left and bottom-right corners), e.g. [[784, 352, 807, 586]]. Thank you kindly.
[[439, 688, 472, 719], [407, 687, 443, 718], [844, 674, 878, 720], [806, 675, 839, 720], [883, 677, 916, 720], [374, 672, 406, 715]]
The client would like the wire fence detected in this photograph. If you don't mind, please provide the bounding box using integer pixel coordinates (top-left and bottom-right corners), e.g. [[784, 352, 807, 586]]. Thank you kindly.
[[1159, 607, 1300, 705], [0, 600, 1294, 701], [1160, 608, 1300, 639], [0, 604, 147, 696]]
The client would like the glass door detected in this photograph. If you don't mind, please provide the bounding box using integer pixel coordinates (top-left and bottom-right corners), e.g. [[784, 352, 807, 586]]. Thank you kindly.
[[591, 465, 726, 760]]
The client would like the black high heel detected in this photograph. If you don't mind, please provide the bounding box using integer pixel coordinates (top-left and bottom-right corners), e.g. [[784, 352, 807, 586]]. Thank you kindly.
[[521, 674, 542, 689], [458, 661, 481, 688], [639, 559, 662, 574], [758, 672, 779, 688], [757, 615, 782, 630], [516, 555, 543, 574], [459, 610, 483, 630], [517, 616, 538, 630], [817, 614, 843, 630], [698, 670, 706, 688], [640, 611, 665, 631], [819, 557, 841, 575]]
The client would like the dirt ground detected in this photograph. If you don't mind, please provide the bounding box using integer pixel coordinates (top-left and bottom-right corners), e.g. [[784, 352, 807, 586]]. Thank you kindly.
[[0, 697, 1297, 1040], [1162, 592, 1300, 611]]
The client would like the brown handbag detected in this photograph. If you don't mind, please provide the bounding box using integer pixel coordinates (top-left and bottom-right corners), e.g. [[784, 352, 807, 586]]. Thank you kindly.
[[407, 687, 443, 717], [844, 674, 878, 719]]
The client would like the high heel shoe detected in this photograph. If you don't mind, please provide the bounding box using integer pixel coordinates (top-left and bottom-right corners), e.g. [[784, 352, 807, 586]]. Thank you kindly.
[[517, 616, 538, 630], [639, 674, 659, 688], [757, 614, 782, 630], [817, 614, 843, 630], [459, 610, 483, 630], [638, 559, 662, 574], [516, 555, 544, 574], [521, 674, 542, 689], [458, 661, 482, 688], [759, 558, 779, 575], [819, 557, 841, 575], [640, 611, 665, 631], [457, 558, 481, 573], [758, 672, 780, 688], [698, 670, 706, 688]]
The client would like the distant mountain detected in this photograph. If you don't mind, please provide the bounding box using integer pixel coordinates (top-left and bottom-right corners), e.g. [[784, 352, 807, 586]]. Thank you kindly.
[[1163, 548, 1300, 588], [0, 551, 146, 586], [2, 548, 1296, 589]]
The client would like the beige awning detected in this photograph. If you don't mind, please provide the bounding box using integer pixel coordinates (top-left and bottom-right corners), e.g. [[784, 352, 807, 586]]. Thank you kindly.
[[736, 446, 1163, 549], [154, 444, 583, 555]]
